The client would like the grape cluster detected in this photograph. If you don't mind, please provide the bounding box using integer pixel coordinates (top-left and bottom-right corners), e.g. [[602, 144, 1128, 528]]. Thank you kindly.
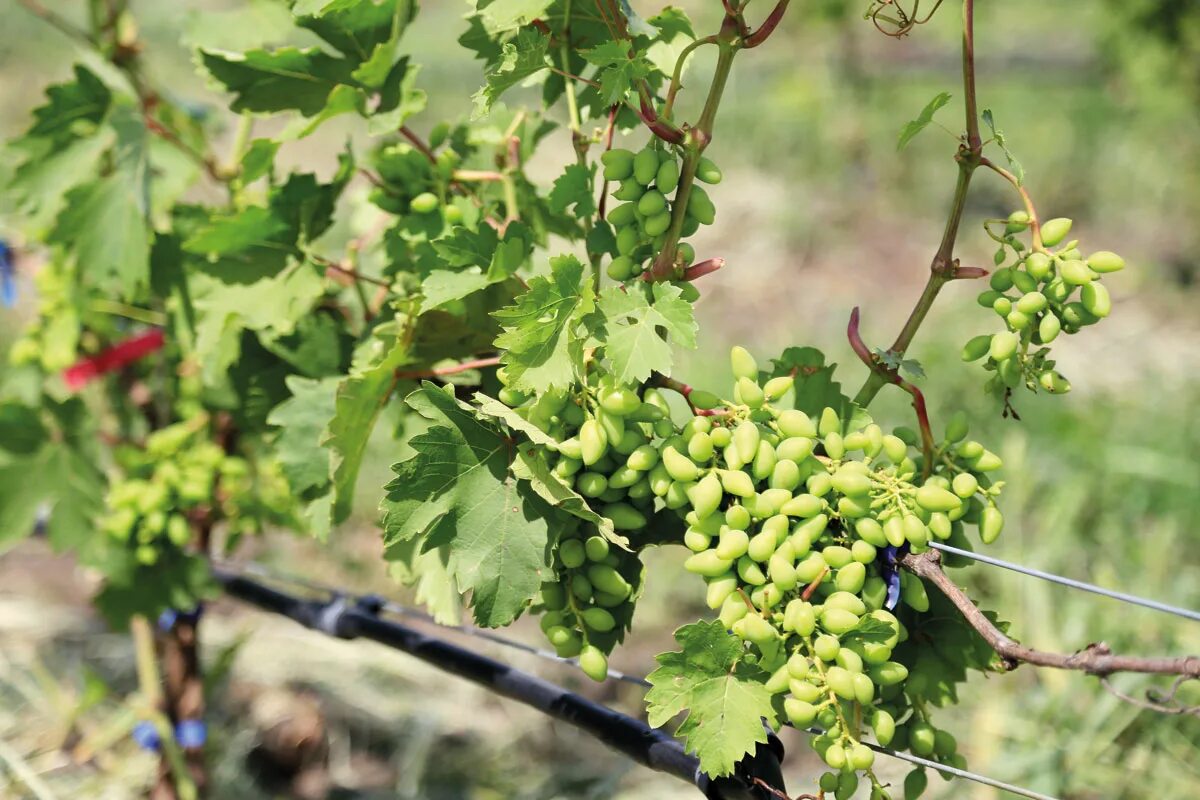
[[600, 142, 721, 282], [369, 141, 463, 225], [499, 369, 677, 531], [964, 213, 1126, 396], [671, 348, 1002, 798], [8, 266, 79, 370], [532, 522, 644, 681], [101, 421, 292, 565]]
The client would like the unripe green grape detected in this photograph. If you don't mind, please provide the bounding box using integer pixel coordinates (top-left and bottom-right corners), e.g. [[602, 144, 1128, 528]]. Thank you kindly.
[[904, 768, 928, 800], [1034, 315, 1061, 347], [825, 666, 856, 699], [659, 446, 697, 482], [722, 442, 745, 471], [720, 504, 748, 531], [960, 333, 991, 362], [1016, 291, 1047, 315], [881, 435, 907, 463], [1039, 217, 1073, 247], [1081, 281, 1111, 318], [821, 431, 844, 460], [779, 697, 815, 726], [934, 730, 958, 757], [764, 664, 791, 694], [830, 469, 871, 497], [720, 469, 755, 498], [704, 572, 739, 609], [900, 572, 930, 612], [716, 527, 750, 560], [410, 192, 440, 214], [736, 377, 765, 408], [706, 426, 731, 449], [740, 612, 776, 647], [821, 545, 853, 569], [675, 242, 696, 266], [820, 607, 860, 635], [825, 591, 867, 616], [851, 539, 877, 564], [664, 480, 693, 509], [909, 722, 937, 756], [870, 661, 909, 686], [972, 449, 1003, 471], [732, 421, 760, 465], [806, 471, 832, 498], [735, 554, 767, 586], [853, 517, 886, 548], [603, 502, 647, 530], [784, 599, 817, 635], [833, 562, 865, 593], [976, 290, 1002, 308], [980, 504, 1004, 543], [559, 538, 587, 568], [1087, 250, 1125, 273], [853, 672, 876, 704], [576, 472, 608, 497], [685, 430, 713, 462], [607, 201, 638, 227], [695, 156, 723, 184], [1060, 258, 1092, 286], [684, 529, 711, 552], [762, 376, 793, 401], [794, 552, 825, 583], [750, 582, 783, 609], [989, 267, 1014, 292], [580, 420, 607, 465], [989, 331, 1018, 361], [587, 565, 629, 598], [580, 645, 608, 681], [1025, 251, 1052, 280], [643, 211, 672, 239], [951, 472, 978, 499], [787, 651, 812, 680], [628, 147, 658, 185], [687, 186, 716, 224], [718, 592, 749, 627], [602, 148, 635, 180], [1010, 270, 1038, 294], [849, 742, 875, 771], [769, 460, 802, 492], [915, 485, 962, 513], [776, 436, 815, 463], [655, 159, 680, 193], [746, 529, 776, 563], [606, 466, 639, 490], [768, 553, 798, 590], [600, 388, 641, 417], [774, 410, 814, 439], [819, 772, 840, 793]]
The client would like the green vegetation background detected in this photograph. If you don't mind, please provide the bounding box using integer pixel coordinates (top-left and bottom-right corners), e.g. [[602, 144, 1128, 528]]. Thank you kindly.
[[0, 1, 1197, 798]]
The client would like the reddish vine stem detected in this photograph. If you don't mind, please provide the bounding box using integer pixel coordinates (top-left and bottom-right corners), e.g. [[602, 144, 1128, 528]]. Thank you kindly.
[[901, 550, 1200, 678], [637, 84, 685, 145], [801, 567, 830, 601], [395, 356, 501, 381], [596, 104, 619, 221], [399, 125, 437, 163], [847, 308, 936, 472], [317, 258, 392, 289], [743, 0, 791, 48], [979, 156, 1044, 250]]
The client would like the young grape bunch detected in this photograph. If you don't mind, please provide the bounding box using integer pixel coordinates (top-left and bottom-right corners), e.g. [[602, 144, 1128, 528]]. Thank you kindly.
[[965, 212, 1126, 396], [601, 140, 721, 284], [667, 347, 1004, 798]]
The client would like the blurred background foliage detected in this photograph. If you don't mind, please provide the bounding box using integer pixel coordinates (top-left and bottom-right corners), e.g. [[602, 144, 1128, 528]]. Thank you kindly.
[[0, 1, 1198, 798]]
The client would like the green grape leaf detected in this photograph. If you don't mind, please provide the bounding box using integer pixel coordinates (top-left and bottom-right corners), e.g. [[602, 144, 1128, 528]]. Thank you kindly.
[[472, 392, 558, 448], [295, 0, 417, 81], [646, 620, 776, 777], [386, 538, 461, 624], [874, 348, 926, 380], [369, 57, 427, 135], [769, 347, 870, 432], [548, 162, 597, 219], [582, 40, 652, 106], [50, 172, 149, 296], [200, 47, 356, 116], [897, 91, 952, 151], [8, 128, 114, 231], [618, 0, 659, 37], [493, 253, 593, 391], [0, 402, 48, 456], [239, 138, 280, 184], [381, 384, 555, 626], [472, 29, 551, 118], [981, 108, 1025, 186], [510, 442, 623, 546], [92, 550, 217, 629], [266, 375, 340, 497], [477, 0, 555, 34], [325, 335, 412, 524], [24, 65, 113, 147], [643, 8, 695, 75], [598, 282, 697, 384]]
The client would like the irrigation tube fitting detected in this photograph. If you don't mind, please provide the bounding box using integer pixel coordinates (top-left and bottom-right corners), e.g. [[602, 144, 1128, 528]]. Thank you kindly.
[[213, 568, 787, 800]]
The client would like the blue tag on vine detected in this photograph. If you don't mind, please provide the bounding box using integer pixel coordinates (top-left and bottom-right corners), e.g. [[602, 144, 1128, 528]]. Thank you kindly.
[[0, 241, 15, 308], [881, 545, 902, 611], [175, 719, 207, 749], [132, 721, 161, 752]]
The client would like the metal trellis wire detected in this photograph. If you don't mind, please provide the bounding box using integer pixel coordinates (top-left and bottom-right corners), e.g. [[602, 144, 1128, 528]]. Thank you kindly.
[[212, 559, 1067, 800], [926, 542, 1200, 623]]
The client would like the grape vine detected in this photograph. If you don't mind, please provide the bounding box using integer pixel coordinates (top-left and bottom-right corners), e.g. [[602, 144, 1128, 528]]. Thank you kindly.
[[1, 1, 1193, 799]]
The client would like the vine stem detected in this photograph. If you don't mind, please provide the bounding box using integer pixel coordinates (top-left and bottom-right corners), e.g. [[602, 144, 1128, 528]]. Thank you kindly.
[[15, 0, 92, 46], [852, 0, 982, 409], [979, 156, 1044, 249], [847, 308, 936, 473], [902, 550, 1200, 678], [394, 356, 501, 380]]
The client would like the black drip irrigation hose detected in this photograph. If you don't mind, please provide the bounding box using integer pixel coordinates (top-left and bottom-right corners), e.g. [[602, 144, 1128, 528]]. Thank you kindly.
[[213, 569, 788, 800]]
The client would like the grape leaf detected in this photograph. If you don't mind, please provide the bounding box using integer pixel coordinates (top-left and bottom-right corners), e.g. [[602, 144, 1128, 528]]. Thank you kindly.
[[981, 108, 1024, 185], [598, 282, 697, 384], [51, 171, 149, 296], [472, 29, 551, 118], [548, 162, 596, 219], [646, 621, 776, 777], [24, 65, 113, 146], [477, 0, 555, 34], [897, 91, 952, 151], [369, 57, 427, 134], [325, 335, 411, 524], [267, 375, 340, 497], [200, 47, 356, 116], [582, 41, 652, 106], [386, 537, 461, 625], [381, 384, 555, 626], [493, 253, 593, 391]]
